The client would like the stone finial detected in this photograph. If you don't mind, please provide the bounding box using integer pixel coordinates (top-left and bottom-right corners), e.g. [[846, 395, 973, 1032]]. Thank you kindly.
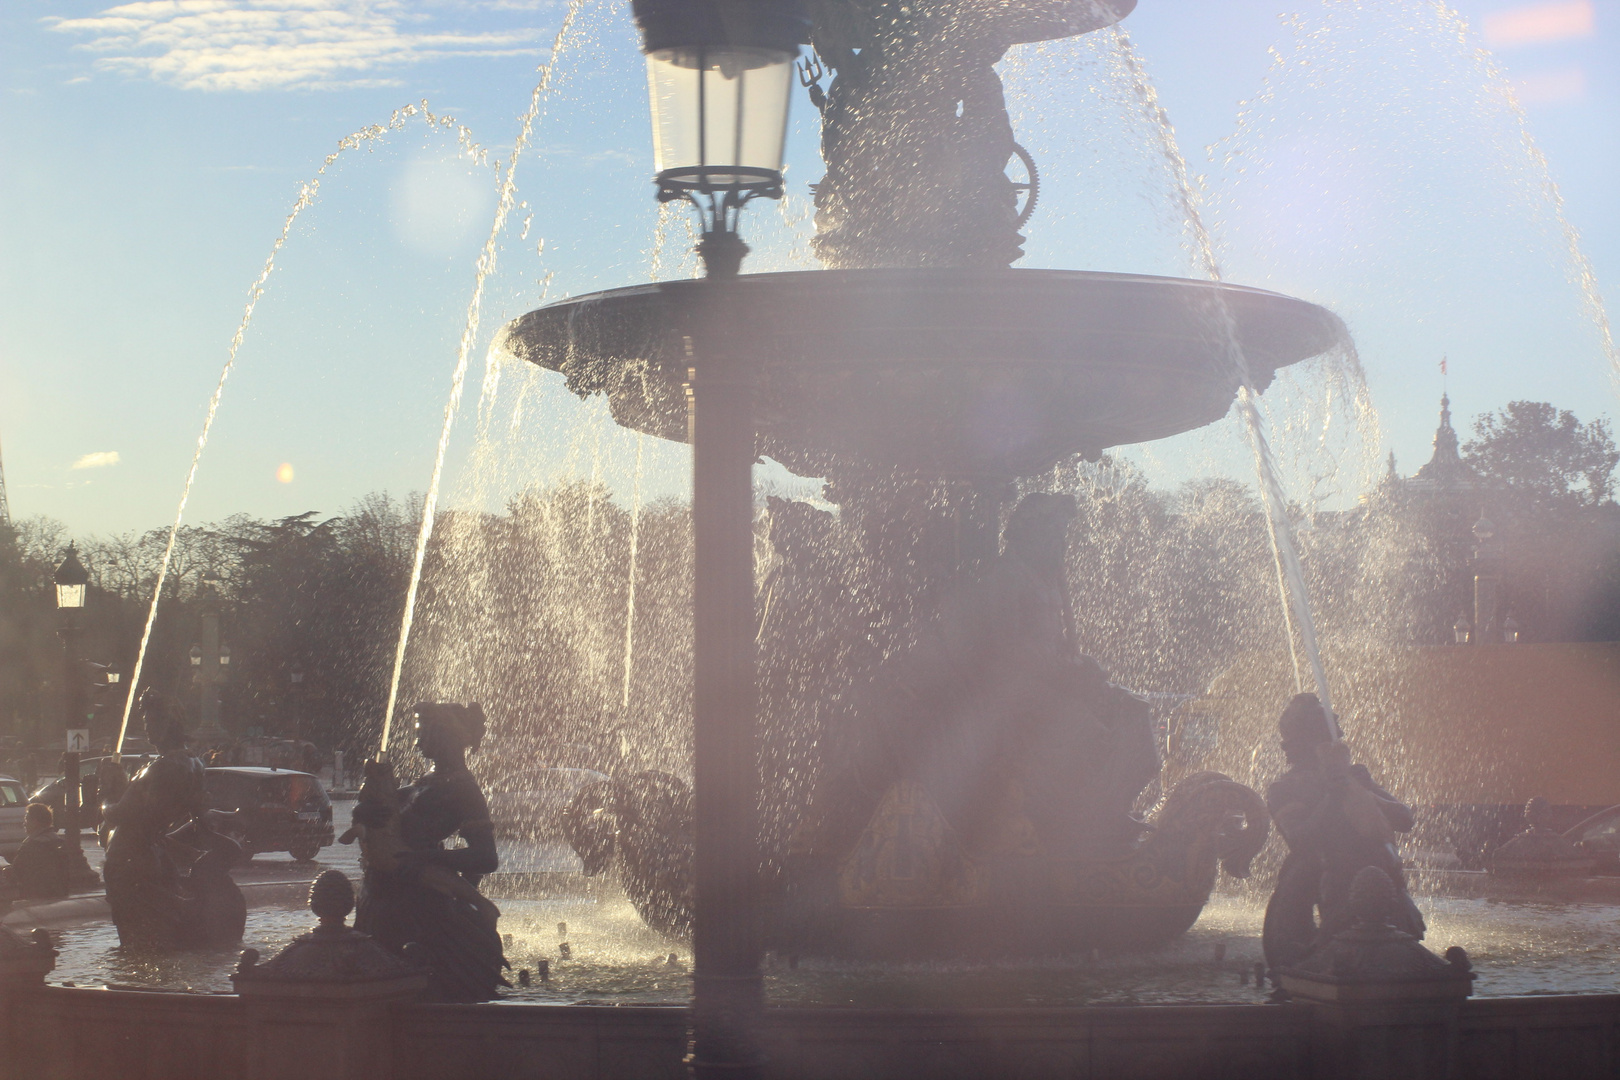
[[310, 871, 355, 930], [231, 870, 427, 993], [1344, 863, 1398, 924]]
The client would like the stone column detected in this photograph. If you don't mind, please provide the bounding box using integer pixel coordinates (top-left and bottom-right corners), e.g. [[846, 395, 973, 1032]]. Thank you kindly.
[[232, 871, 428, 1080]]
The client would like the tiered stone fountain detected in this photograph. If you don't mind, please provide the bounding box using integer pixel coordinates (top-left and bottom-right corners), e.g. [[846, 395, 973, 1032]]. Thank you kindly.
[[5, 2, 1620, 1079], [497, 0, 1338, 963]]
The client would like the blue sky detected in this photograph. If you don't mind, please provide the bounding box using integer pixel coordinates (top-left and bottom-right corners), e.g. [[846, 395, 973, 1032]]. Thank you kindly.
[[2, 0, 1617, 535]]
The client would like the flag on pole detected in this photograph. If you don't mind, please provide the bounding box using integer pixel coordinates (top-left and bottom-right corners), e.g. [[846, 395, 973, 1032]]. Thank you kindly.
[[1440, 356, 1448, 377]]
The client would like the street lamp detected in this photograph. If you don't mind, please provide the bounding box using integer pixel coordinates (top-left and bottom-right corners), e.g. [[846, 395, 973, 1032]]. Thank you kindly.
[[1503, 615, 1521, 645], [631, 3, 806, 1077], [1453, 616, 1471, 646], [53, 545, 90, 842], [219, 644, 232, 668], [54, 543, 88, 611], [634, 0, 807, 278], [190, 644, 204, 668]]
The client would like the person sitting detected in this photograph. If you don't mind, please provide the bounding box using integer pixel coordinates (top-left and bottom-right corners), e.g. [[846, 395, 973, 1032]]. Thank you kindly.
[[2, 804, 73, 900]]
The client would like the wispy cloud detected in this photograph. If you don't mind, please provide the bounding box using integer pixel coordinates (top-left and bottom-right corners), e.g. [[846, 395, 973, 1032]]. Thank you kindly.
[[45, 0, 547, 91], [72, 451, 122, 469], [1484, 0, 1595, 48]]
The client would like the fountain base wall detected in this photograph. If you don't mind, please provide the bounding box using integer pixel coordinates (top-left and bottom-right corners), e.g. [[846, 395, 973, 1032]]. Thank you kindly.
[[5, 980, 1619, 1080]]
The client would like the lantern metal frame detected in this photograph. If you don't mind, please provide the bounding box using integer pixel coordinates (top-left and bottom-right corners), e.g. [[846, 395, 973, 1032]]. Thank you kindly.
[[634, 0, 808, 278], [54, 544, 89, 610]]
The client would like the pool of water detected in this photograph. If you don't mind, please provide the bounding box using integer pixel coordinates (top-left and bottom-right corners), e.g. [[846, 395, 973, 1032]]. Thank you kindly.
[[38, 885, 1620, 1004]]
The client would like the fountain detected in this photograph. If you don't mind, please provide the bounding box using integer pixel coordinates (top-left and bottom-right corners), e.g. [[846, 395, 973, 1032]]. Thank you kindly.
[[6, 1, 1620, 1077], [496, 0, 1334, 974]]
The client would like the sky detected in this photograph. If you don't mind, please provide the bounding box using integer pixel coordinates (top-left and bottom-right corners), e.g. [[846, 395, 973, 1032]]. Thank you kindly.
[[2, 0, 1617, 537]]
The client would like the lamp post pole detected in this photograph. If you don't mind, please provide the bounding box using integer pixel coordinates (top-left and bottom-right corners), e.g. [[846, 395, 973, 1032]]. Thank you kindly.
[[628, 2, 807, 1073], [1471, 513, 1501, 645], [53, 544, 90, 844], [193, 580, 230, 749], [686, 258, 765, 1078]]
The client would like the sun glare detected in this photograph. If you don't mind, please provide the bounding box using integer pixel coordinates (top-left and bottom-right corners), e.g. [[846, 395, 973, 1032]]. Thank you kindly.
[[276, 462, 294, 483]]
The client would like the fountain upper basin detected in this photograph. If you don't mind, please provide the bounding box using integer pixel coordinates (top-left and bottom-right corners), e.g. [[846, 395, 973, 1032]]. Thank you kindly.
[[497, 268, 1347, 479]]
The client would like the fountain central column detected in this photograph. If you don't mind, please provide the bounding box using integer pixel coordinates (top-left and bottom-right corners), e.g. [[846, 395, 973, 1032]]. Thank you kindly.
[[685, 273, 766, 1079]]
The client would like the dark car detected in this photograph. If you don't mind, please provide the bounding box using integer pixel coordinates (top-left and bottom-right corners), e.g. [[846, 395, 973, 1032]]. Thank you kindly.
[[29, 754, 158, 832], [1565, 804, 1620, 874], [203, 766, 335, 862]]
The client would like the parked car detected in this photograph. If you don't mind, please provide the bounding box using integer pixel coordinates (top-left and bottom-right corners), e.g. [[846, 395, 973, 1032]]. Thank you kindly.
[[203, 766, 334, 862], [28, 754, 158, 832], [1565, 804, 1620, 874], [487, 768, 611, 840], [0, 774, 28, 859]]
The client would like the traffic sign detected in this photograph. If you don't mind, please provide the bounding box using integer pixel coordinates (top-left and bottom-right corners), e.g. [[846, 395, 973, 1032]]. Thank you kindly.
[[66, 729, 90, 752]]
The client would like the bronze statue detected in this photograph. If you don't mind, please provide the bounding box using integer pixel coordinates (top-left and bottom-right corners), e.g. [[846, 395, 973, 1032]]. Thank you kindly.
[[823, 491, 1160, 862], [341, 756, 500, 931], [562, 491, 1266, 956], [101, 689, 244, 950], [352, 703, 505, 1002], [1261, 693, 1425, 971], [805, 0, 1134, 269], [562, 771, 694, 939]]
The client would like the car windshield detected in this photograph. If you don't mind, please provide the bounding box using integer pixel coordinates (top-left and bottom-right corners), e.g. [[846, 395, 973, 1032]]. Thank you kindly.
[[0, 782, 23, 806], [1580, 809, 1620, 841], [205, 771, 326, 811]]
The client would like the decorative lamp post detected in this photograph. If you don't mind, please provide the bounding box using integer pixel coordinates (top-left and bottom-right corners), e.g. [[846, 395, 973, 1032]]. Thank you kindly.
[[53, 545, 89, 843], [1471, 512, 1501, 645], [290, 664, 305, 741], [630, 1, 807, 1076], [1453, 616, 1471, 646], [1503, 615, 1521, 645], [193, 578, 230, 749], [54, 545, 88, 611]]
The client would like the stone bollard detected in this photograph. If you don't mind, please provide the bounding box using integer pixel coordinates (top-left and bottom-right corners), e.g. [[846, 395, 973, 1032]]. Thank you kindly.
[[232, 871, 429, 1080], [1275, 867, 1474, 1080], [0, 926, 57, 1079]]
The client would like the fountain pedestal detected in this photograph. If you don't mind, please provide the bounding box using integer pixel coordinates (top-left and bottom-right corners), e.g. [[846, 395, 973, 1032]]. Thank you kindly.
[[0, 925, 56, 1076], [1275, 868, 1475, 1080]]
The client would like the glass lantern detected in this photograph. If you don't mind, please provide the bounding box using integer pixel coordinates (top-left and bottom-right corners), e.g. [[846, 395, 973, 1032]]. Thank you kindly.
[[634, 0, 808, 205], [54, 544, 89, 610], [647, 45, 795, 196]]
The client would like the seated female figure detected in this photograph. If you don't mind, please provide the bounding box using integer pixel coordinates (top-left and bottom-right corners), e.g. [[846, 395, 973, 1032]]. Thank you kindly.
[[354, 703, 504, 1002]]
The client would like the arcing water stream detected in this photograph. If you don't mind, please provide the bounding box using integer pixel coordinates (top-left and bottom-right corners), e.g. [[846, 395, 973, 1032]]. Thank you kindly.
[[1430, 0, 1618, 394], [377, 0, 590, 756], [1097, 20, 1340, 724], [114, 103, 491, 753]]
